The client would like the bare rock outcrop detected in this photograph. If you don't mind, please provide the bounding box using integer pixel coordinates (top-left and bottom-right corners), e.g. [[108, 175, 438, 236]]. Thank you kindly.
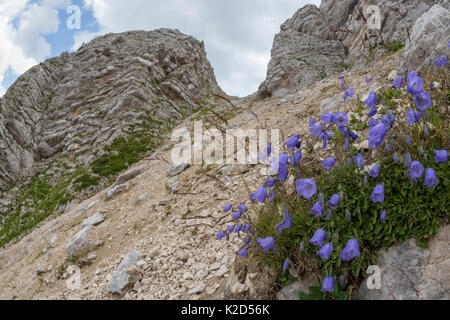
[[258, 0, 450, 98], [355, 224, 450, 300], [0, 29, 223, 245]]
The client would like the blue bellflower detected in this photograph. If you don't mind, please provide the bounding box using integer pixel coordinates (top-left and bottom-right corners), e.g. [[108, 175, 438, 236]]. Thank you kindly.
[[329, 194, 340, 209], [406, 109, 421, 124], [317, 243, 333, 260], [370, 165, 380, 179], [275, 208, 294, 233], [310, 229, 326, 246], [392, 76, 403, 89], [414, 91, 432, 112], [321, 276, 334, 293], [371, 184, 385, 203], [435, 150, 448, 163], [285, 134, 301, 150], [340, 239, 360, 261], [424, 168, 439, 187], [364, 91, 377, 109], [410, 161, 424, 179], [310, 201, 324, 217], [322, 158, 336, 171], [407, 71, 424, 95], [368, 123, 388, 149], [257, 237, 276, 252], [296, 179, 317, 199]]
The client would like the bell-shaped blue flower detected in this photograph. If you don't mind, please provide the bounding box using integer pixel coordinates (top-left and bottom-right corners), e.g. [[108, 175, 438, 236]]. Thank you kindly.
[[407, 71, 424, 95], [406, 109, 421, 125], [410, 161, 424, 179], [317, 243, 333, 260], [435, 150, 448, 163], [282, 259, 290, 271], [296, 179, 317, 199], [237, 248, 248, 257], [310, 201, 324, 217], [380, 210, 387, 222], [322, 158, 336, 171], [285, 134, 301, 150], [371, 184, 385, 203], [340, 239, 360, 261], [321, 112, 334, 125], [368, 123, 387, 149], [256, 237, 276, 252], [328, 194, 340, 209], [275, 208, 294, 233], [333, 112, 348, 127], [370, 165, 380, 179], [321, 276, 334, 293], [251, 186, 267, 204], [310, 229, 326, 246], [392, 76, 403, 89], [353, 154, 365, 169], [424, 168, 439, 188], [414, 91, 432, 112], [364, 91, 377, 109]]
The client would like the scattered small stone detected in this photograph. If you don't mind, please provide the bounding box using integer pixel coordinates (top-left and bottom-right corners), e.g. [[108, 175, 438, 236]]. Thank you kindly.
[[188, 283, 206, 295], [81, 212, 105, 228], [87, 253, 97, 262], [114, 166, 147, 186], [167, 163, 190, 177], [36, 267, 46, 276], [49, 235, 58, 248], [105, 183, 129, 200], [158, 199, 171, 206], [138, 192, 150, 202]]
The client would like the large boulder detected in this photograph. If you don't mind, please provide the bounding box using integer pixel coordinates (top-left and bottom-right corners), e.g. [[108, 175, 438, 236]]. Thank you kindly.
[[355, 224, 450, 300], [399, 4, 450, 72]]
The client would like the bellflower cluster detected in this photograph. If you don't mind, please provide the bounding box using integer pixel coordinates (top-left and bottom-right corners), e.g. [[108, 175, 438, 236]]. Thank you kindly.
[[435, 55, 448, 68], [342, 88, 354, 101], [407, 71, 432, 112]]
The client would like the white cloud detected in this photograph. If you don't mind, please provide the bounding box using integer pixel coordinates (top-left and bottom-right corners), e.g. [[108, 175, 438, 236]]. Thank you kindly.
[[0, 0, 69, 96], [76, 0, 321, 97]]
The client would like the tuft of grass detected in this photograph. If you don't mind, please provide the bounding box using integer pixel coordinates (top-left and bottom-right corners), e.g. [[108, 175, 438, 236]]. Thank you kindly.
[[384, 41, 405, 53]]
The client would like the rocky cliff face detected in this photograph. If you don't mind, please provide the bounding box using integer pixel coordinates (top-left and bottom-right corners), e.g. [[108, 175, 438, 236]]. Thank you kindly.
[[258, 0, 450, 98], [0, 29, 223, 242]]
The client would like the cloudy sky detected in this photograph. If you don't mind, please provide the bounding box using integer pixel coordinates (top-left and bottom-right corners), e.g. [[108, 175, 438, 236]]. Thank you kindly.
[[0, 0, 320, 97]]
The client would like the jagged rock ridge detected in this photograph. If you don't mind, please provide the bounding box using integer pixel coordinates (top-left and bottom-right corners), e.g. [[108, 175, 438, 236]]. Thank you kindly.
[[258, 0, 450, 98], [0, 29, 223, 242]]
